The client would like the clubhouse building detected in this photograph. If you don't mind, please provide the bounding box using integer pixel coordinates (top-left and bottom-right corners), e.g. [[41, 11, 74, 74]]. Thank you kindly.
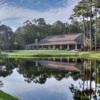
[[26, 34, 83, 50]]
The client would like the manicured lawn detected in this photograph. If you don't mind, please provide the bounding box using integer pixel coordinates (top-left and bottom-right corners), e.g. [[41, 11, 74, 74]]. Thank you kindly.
[[2, 50, 100, 59], [0, 91, 18, 100]]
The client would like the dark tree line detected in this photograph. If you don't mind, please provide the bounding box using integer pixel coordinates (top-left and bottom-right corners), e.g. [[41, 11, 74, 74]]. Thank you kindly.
[[14, 18, 83, 49], [0, 18, 83, 50], [0, 25, 14, 50]]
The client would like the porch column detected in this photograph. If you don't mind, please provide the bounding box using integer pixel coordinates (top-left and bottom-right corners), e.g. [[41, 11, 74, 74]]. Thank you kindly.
[[60, 58, 62, 62], [75, 44, 77, 50], [41, 45, 43, 49], [60, 45, 62, 50], [67, 44, 69, 50], [53, 45, 56, 49], [48, 45, 51, 49]]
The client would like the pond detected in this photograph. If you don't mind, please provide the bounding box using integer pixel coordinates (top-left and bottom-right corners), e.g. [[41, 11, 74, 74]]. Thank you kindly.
[[0, 58, 100, 100]]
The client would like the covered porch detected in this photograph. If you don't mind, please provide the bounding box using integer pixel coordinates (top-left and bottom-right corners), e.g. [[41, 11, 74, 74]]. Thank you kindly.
[[26, 43, 82, 50]]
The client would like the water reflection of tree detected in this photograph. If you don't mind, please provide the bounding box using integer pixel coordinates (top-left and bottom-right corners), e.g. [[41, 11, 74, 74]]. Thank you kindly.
[[17, 60, 66, 84], [0, 81, 3, 88], [0, 58, 81, 84], [0, 58, 16, 77], [69, 60, 100, 100], [17, 59, 81, 84]]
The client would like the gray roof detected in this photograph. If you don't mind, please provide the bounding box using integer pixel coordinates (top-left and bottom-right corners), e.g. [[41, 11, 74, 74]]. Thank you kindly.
[[39, 60, 80, 72], [39, 33, 83, 45], [26, 34, 83, 47]]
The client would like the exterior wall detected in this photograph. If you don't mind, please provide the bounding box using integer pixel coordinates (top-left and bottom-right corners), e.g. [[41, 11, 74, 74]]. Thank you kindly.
[[26, 44, 83, 50]]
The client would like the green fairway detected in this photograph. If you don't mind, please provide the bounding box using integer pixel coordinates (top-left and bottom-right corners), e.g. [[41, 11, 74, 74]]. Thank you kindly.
[[2, 50, 100, 59], [0, 91, 18, 100]]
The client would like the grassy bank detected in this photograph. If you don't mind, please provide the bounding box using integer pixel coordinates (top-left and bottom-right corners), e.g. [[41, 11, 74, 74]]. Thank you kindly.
[[0, 90, 18, 100], [2, 50, 100, 59]]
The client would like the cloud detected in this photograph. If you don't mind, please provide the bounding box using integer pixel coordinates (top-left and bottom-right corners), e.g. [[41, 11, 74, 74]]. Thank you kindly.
[[0, 0, 79, 31]]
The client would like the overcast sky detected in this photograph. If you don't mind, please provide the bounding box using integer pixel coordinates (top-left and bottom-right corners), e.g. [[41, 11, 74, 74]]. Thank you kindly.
[[0, 0, 79, 31]]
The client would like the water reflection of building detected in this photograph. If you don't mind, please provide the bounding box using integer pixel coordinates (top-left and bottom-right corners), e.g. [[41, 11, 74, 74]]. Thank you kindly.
[[38, 60, 81, 72], [33, 57, 83, 72], [17, 58, 83, 84]]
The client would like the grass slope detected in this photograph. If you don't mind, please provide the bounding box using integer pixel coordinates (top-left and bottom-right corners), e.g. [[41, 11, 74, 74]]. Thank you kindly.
[[2, 50, 100, 59], [0, 91, 18, 100]]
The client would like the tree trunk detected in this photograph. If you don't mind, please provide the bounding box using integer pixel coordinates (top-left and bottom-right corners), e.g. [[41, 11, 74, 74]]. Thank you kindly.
[[83, 16, 86, 50], [89, 0, 93, 51], [95, 11, 97, 51]]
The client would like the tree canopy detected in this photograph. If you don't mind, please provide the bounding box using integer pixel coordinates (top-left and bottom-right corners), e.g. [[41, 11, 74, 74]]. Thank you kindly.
[[0, 0, 100, 50], [14, 18, 83, 49]]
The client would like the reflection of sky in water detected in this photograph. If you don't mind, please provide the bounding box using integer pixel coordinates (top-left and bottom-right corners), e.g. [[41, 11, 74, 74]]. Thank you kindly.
[[0, 69, 77, 100], [0, 59, 99, 100]]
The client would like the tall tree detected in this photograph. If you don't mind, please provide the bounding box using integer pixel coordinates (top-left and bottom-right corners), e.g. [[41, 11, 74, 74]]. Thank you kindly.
[[72, 0, 100, 51], [93, 0, 100, 50], [73, 1, 90, 50], [0, 25, 14, 50]]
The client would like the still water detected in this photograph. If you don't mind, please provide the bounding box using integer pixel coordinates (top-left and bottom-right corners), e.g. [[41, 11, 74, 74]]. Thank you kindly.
[[0, 58, 100, 100]]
